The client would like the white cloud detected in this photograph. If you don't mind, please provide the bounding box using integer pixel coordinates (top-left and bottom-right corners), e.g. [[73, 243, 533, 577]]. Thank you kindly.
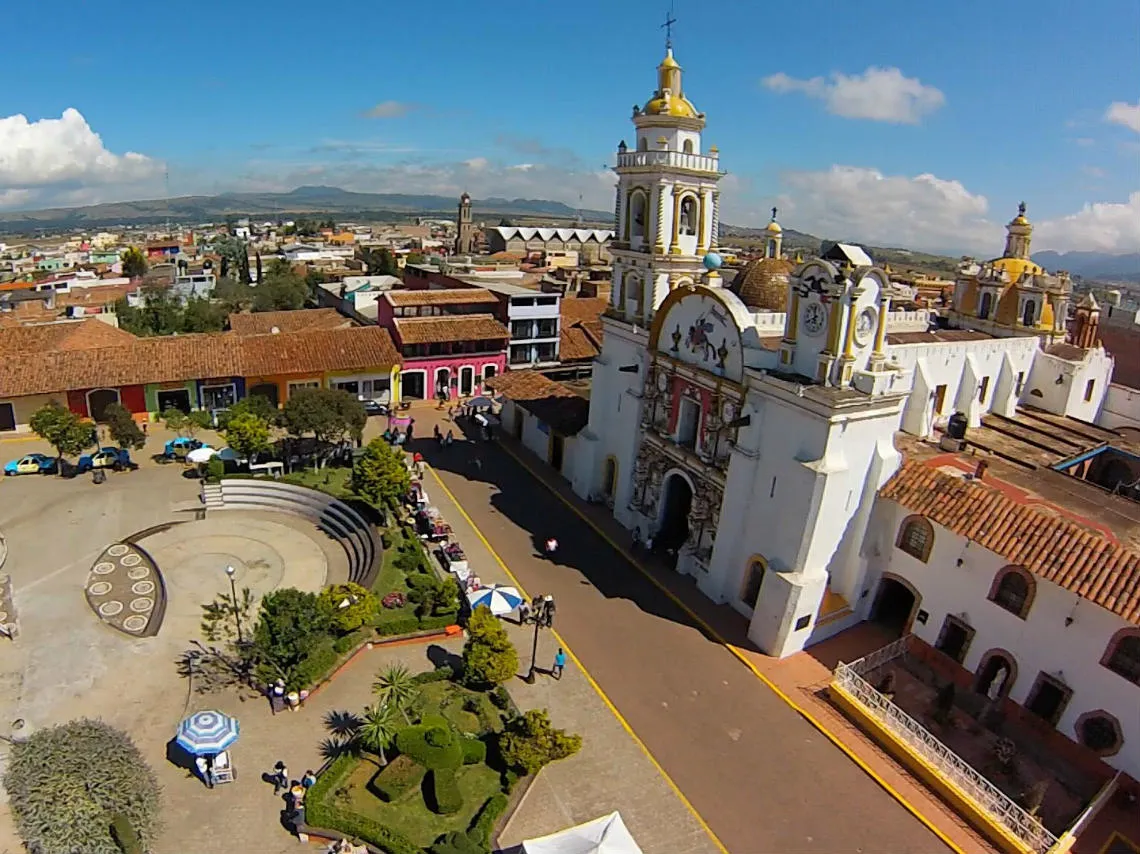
[[1105, 101, 1140, 134], [750, 164, 1139, 255], [0, 108, 162, 209], [463, 157, 489, 172], [1080, 165, 1106, 178], [362, 101, 416, 119], [761, 67, 945, 124], [1033, 193, 1140, 253]]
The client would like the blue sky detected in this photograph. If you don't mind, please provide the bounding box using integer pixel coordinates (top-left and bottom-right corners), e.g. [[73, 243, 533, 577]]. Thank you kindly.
[[1, 0, 1138, 254]]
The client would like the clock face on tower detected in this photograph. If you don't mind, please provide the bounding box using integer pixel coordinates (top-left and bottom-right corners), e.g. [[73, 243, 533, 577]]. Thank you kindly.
[[854, 307, 878, 346], [802, 301, 826, 337]]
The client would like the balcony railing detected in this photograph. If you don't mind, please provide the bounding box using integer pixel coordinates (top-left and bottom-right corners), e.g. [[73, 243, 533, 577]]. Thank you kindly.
[[617, 150, 721, 173], [833, 639, 1058, 854]]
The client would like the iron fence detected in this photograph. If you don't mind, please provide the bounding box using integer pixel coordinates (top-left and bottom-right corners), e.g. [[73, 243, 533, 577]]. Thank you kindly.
[[833, 644, 1058, 854]]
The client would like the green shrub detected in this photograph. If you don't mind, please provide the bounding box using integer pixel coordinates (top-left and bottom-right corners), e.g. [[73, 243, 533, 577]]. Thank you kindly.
[[430, 830, 486, 854], [499, 709, 582, 775], [204, 455, 225, 482], [468, 793, 509, 848], [374, 614, 421, 637], [460, 736, 487, 765], [412, 666, 455, 685], [110, 813, 143, 854], [395, 716, 462, 771], [428, 767, 463, 815], [292, 640, 338, 689], [319, 582, 379, 632], [489, 687, 511, 710], [421, 613, 458, 630], [332, 628, 369, 654], [368, 754, 426, 802], [304, 755, 421, 854]]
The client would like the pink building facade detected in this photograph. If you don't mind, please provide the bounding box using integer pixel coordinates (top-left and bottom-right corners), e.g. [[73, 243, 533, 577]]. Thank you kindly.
[[398, 353, 505, 401]]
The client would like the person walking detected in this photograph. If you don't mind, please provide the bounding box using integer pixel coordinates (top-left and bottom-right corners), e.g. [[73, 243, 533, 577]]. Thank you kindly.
[[272, 760, 289, 795], [544, 537, 559, 558], [543, 594, 556, 628], [301, 769, 317, 789], [552, 648, 567, 679], [517, 599, 531, 625], [531, 594, 545, 625], [406, 418, 415, 443], [445, 430, 454, 447], [434, 424, 443, 446]]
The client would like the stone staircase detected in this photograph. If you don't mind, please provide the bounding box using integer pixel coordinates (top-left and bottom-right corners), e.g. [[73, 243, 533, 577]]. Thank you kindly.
[[201, 482, 225, 509]]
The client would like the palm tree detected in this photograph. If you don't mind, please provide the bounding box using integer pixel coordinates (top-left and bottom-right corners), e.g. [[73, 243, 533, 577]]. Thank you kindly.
[[357, 702, 400, 765], [373, 664, 417, 724]]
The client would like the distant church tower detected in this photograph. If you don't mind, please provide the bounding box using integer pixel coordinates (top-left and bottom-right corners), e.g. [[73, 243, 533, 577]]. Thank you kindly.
[[609, 35, 724, 322], [455, 192, 473, 255]]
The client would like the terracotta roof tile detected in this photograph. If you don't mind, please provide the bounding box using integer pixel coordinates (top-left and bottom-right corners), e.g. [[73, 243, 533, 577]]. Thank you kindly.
[[0, 318, 137, 354], [559, 297, 607, 325], [385, 289, 499, 307], [487, 369, 590, 435], [240, 326, 400, 376], [393, 315, 509, 346], [56, 285, 136, 307], [228, 308, 352, 335], [880, 460, 1140, 625], [557, 298, 607, 362]]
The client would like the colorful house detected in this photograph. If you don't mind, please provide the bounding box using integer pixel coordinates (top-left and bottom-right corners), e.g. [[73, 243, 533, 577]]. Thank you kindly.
[[391, 314, 508, 400]]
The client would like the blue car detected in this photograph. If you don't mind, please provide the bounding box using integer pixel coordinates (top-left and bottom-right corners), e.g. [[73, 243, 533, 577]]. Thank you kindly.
[[77, 447, 132, 473], [4, 453, 57, 475], [163, 437, 203, 460]]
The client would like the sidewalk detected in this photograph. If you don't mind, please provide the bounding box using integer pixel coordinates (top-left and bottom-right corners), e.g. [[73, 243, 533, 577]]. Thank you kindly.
[[486, 430, 996, 854], [421, 464, 723, 854]]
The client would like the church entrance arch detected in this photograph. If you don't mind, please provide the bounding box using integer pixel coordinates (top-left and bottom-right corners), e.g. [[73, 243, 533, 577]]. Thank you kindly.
[[657, 470, 693, 560], [869, 573, 920, 637]]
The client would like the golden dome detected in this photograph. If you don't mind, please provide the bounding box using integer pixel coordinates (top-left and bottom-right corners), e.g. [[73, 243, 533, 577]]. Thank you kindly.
[[730, 257, 794, 311], [642, 94, 700, 118], [990, 256, 1044, 282], [765, 220, 782, 234], [641, 48, 701, 119]]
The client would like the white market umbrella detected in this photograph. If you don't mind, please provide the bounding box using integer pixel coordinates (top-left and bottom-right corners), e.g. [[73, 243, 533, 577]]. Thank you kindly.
[[186, 446, 217, 464], [467, 585, 523, 616], [522, 813, 643, 854]]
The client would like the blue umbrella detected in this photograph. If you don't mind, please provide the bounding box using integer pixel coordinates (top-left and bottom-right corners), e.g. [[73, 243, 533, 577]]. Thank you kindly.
[[467, 585, 523, 616], [176, 710, 240, 756]]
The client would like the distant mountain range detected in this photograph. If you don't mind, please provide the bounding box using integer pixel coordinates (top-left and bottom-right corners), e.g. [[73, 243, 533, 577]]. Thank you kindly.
[[0, 186, 612, 232], [1029, 251, 1140, 284]]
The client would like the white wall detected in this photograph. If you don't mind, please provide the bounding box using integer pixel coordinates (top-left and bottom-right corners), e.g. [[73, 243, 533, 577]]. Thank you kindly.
[[1099, 384, 1140, 432], [1025, 347, 1113, 421], [866, 499, 1140, 780]]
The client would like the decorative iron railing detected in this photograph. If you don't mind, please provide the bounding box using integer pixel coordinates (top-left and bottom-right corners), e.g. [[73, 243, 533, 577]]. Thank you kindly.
[[833, 641, 1058, 854]]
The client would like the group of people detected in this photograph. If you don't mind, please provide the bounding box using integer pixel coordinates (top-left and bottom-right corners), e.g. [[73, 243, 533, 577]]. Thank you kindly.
[[382, 418, 414, 447], [433, 424, 456, 447], [270, 760, 317, 829], [519, 593, 557, 628]]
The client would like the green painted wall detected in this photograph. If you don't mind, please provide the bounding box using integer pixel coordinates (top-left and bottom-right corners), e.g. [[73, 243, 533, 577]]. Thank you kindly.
[[144, 381, 198, 413]]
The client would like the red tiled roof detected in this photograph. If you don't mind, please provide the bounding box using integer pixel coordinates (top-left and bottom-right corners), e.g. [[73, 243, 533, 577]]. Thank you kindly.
[[487, 369, 590, 435], [558, 297, 607, 362], [240, 326, 400, 376], [385, 289, 498, 307], [393, 315, 509, 346], [0, 318, 138, 354], [880, 460, 1140, 624], [228, 308, 352, 335]]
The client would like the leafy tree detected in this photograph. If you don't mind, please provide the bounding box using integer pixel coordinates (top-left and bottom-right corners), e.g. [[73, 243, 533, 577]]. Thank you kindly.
[[351, 437, 411, 509], [498, 709, 582, 775], [405, 251, 426, 265], [121, 246, 148, 278], [115, 285, 181, 337], [461, 605, 518, 687], [318, 582, 378, 633], [253, 258, 308, 311], [181, 296, 226, 333], [229, 393, 279, 424], [162, 407, 211, 438], [358, 701, 401, 764], [358, 247, 400, 276], [251, 588, 332, 686], [103, 403, 146, 451], [407, 573, 459, 619], [283, 387, 366, 447], [29, 401, 95, 471], [373, 663, 418, 724], [161, 407, 187, 435], [191, 587, 257, 691], [214, 275, 254, 313], [2, 719, 162, 854], [255, 252, 263, 284], [223, 411, 271, 461]]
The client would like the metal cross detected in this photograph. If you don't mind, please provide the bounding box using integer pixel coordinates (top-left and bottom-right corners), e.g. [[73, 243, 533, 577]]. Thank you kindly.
[[661, 5, 677, 49]]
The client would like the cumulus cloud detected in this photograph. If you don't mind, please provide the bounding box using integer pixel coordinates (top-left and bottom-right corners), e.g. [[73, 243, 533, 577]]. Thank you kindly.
[[362, 100, 417, 119], [0, 108, 162, 209], [1033, 193, 1140, 253], [762, 67, 945, 124], [1105, 101, 1140, 134]]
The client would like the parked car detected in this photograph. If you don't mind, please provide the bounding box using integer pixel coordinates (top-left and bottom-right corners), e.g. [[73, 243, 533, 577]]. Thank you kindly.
[[4, 453, 57, 476], [163, 437, 203, 460], [361, 398, 388, 416], [77, 447, 132, 472]]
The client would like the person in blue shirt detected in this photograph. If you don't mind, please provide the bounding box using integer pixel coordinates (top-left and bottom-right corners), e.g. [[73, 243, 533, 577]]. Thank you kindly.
[[552, 648, 567, 680]]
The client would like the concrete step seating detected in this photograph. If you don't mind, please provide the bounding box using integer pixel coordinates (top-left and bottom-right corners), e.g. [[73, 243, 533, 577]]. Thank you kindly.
[[208, 480, 380, 588]]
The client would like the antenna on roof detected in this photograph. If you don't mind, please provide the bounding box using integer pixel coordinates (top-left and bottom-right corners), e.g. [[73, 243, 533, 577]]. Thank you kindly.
[[661, 1, 677, 49]]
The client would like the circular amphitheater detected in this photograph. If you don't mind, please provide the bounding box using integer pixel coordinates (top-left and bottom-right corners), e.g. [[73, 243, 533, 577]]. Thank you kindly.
[[83, 480, 381, 638]]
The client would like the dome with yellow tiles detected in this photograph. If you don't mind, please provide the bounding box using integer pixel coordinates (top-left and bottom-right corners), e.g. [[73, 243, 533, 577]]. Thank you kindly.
[[990, 256, 1044, 283], [640, 49, 702, 120], [765, 219, 782, 234]]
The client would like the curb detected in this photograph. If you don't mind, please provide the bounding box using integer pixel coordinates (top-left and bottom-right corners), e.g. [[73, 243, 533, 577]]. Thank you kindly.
[[491, 438, 969, 854]]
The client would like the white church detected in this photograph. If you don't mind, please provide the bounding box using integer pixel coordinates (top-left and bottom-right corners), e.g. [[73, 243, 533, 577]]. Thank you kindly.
[[570, 40, 1139, 706]]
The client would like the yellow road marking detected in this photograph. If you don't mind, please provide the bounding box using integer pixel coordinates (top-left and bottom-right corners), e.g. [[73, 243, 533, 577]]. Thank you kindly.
[[426, 465, 730, 854], [492, 441, 969, 854]]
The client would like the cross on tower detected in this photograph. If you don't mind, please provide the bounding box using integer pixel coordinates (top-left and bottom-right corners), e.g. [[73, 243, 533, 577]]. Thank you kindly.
[[661, 5, 677, 49]]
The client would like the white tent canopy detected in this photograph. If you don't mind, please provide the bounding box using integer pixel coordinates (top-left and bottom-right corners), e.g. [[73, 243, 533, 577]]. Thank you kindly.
[[522, 813, 643, 854]]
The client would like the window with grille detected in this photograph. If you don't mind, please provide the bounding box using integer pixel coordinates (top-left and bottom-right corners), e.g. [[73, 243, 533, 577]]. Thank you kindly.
[[897, 519, 932, 561], [1106, 635, 1140, 685], [992, 572, 1030, 617]]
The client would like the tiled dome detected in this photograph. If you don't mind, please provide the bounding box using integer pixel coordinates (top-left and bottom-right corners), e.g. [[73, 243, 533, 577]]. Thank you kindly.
[[730, 257, 794, 311]]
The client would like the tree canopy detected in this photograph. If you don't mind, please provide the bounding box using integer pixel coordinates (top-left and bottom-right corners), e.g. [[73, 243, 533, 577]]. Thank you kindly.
[[351, 437, 410, 509], [223, 411, 272, 460], [120, 246, 148, 278], [115, 286, 225, 337], [498, 709, 582, 775], [251, 588, 332, 687], [461, 605, 518, 687], [3, 719, 162, 854], [357, 247, 400, 276], [29, 401, 95, 465], [282, 387, 366, 445], [253, 259, 309, 311], [103, 403, 146, 451]]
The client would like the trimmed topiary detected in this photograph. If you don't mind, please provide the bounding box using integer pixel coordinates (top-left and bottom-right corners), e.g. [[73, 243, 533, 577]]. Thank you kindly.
[[430, 830, 486, 854], [395, 715, 463, 771], [460, 736, 487, 765], [467, 793, 509, 848], [369, 754, 427, 802], [428, 767, 463, 815]]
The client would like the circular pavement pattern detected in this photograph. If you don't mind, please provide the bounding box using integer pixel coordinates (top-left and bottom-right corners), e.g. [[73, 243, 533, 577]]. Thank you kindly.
[[130, 597, 154, 613], [93, 562, 115, 575], [84, 541, 163, 638], [120, 554, 141, 567], [127, 567, 149, 580], [98, 601, 123, 617], [122, 615, 148, 633], [107, 544, 129, 557], [89, 581, 112, 596], [132, 580, 155, 595]]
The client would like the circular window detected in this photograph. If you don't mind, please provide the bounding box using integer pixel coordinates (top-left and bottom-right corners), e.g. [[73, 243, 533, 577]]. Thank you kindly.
[[1078, 712, 1122, 755]]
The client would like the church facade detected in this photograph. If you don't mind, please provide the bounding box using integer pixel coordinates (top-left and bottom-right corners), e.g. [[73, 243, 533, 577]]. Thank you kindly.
[[571, 43, 1120, 666]]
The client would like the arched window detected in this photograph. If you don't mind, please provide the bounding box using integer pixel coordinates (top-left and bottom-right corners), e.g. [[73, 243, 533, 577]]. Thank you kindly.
[[679, 197, 697, 236], [1102, 629, 1140, 685], [637, 137, 648, 152], [895, 516, 934, 562], [682, 139, 694, 154], [988, 566, 1035, 619], [978, 292, 993, 320], [602, 456, 618, 498], [740, 557, 767, 609], [1022, 299, 1036, 327], [630, 192, 647, 240]]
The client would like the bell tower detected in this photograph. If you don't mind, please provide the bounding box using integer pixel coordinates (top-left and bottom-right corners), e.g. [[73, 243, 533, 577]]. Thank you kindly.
[[1003, 201, 1032, 260], [455, 192, 473, 255], [609, 24, 724, 326]]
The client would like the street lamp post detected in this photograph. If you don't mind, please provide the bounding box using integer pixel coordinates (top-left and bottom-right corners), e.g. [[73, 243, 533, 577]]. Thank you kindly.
[[523, 617, 542, 684], [225, 565, 243, 645]]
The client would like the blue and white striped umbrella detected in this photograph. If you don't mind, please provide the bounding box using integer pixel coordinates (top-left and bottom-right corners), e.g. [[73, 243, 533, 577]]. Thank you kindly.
[[176, 710, 240, 756], [467, 585, 523, 616]]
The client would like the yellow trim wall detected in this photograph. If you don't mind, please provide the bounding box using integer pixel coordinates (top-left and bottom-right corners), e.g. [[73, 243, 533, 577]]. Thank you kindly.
[[829, 682, 1039, 854], [0, 393, 66, 433]]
